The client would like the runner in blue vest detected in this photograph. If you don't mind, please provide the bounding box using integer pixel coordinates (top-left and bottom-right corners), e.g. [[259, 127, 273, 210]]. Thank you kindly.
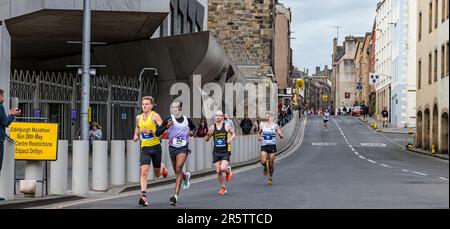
[[258, 112, 284, 185], [156, 100, 196, 206]]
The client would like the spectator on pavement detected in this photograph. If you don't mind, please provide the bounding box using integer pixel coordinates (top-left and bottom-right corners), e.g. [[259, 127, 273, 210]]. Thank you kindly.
[[240, 115, 253, 135], [196, 118, 208, 138]]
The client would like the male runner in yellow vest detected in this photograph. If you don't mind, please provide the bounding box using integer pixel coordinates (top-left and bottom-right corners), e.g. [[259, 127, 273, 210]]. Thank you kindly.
[[133, 96, 169, 206]]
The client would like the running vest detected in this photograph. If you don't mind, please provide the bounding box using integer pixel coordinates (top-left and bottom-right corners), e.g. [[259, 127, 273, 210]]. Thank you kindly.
[[213, 122, 230, 153], [168, 115, 190, 148], [138, 111, 160, 147], [323, 112, 330, 120], [261, 122, 277, 146]]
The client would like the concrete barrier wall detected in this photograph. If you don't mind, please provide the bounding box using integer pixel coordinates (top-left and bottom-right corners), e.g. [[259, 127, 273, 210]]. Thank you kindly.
[[25, 113, 300, 197]]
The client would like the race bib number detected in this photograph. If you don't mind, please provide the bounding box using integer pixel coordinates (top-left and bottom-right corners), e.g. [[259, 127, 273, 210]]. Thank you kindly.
[[263, 135, 275, 140], [172, 137, 187, 147], [215, 138, 226, 147], [141, 132, 154, 140]]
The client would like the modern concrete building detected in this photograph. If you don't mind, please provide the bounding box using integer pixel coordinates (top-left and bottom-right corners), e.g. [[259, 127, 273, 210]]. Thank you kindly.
[[416, 0, 449, 153], [0, 0, 245, 141]]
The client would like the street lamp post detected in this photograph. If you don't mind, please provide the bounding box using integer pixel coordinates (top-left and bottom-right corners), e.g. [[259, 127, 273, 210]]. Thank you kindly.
[[80, 0, 91, 140]]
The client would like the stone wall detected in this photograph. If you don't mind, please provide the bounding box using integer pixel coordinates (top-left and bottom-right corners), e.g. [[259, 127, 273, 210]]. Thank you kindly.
[[208, 0, 274, 67]]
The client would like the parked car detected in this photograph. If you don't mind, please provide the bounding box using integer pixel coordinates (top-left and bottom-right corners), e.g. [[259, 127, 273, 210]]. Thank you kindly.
[[351, 106, 363, 116]]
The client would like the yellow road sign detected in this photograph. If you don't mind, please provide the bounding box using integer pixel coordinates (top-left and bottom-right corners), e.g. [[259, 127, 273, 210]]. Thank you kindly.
[[9, 122, 58, 161], [296, 79, 304, 90]]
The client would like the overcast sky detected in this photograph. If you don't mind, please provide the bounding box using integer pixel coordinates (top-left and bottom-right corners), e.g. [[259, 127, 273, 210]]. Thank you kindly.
[[278, 0, 378, 74]]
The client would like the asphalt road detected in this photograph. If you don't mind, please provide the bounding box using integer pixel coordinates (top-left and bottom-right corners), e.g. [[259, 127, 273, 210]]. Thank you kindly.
[[58, 116, 449, 209]]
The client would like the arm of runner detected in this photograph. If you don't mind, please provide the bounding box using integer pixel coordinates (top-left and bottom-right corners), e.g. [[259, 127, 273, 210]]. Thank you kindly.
[[205, 125, 214, 142], [226, 125, 236, 144], [275, 124, 284, 139], [257, 123, 263, 141], [155, 117, 170, 137], [133, 115, 140, 142]]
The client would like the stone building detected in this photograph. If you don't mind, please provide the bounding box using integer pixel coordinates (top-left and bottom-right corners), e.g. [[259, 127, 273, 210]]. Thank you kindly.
[[332, 36, 364, 113], [416, 0, 449, 153], [354, 32, 376, 113]]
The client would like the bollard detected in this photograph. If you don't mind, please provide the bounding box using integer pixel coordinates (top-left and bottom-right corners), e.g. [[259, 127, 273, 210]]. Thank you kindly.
[[187, 138, 196, 172], [72, 140, 89, 195], [204, 140, 212, 169], [0, 138, 15, 200], [92, 141, 108, 191], [126, 140, 140, 183], [232, 136, 239, 164], [196, 138, 205, 171], [50, 140, 68, 195], [111, 140, 125, 186]]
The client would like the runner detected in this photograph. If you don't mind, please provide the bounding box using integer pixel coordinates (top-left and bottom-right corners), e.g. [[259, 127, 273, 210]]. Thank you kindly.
[[156, 100, 196, 206], [323, 109, 330, 131], [205, 111, 236, 195], [133, 96, 169, 207], [258, 112, 284, 185]]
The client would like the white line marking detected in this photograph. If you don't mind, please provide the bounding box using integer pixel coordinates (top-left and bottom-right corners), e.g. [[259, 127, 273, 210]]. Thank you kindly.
[[367, 159, 377, 164], [380, 164, 392, 168], [359, 156, 365, 159], [439, 177, 449, 181], [402, 169, 409, 172], [354, 152, 359, 155], [411, 171, 428, 176], [351, 148, 355, 151]]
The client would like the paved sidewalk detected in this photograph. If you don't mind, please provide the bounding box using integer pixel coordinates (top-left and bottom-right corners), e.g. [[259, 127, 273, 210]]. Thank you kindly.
[[357, 116, 448, 161]]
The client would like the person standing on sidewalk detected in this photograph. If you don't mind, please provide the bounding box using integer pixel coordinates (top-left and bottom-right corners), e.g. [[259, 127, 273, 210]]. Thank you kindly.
[[0, 88, 21, 201], [381, 107, 389, 128]]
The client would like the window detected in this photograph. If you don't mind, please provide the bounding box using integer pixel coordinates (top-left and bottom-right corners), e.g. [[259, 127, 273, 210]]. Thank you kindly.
[[435, 0, 439, 28], [443, 0, 447, 22], [442, 45, 446, 77], [434, 49, 438, 82], [429, 53, 432, 84], [429, 2, 433, 33], [187, 17, 193, 33], [170, 5, 175, 35], [178, 9, 184, 34], [447, 41, 450, 75], [418, 60, 422, 89], [419, 12, 422, 41]]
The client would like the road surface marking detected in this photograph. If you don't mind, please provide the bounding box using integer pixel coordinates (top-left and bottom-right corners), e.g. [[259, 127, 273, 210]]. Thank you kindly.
[[360, 143, 387, 147], [411, 171, 428, 176], [312, 142, 337, 146], [367, 159, 377, 164], [402, 169, 409, 172], [380, 164, 392, 168], [359, 156, 365, 159], [439, 177, 449, 181]]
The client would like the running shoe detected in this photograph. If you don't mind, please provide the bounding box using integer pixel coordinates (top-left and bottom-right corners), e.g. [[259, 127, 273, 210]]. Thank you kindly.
[[138, 193, 149, 206], [170, 194, 178, 206], [161, 163, 169, 178], [182, 172, 191, 190], [218, 187, 227, 195], [267, 177, 273, 185], [225, 166, 233, 183]]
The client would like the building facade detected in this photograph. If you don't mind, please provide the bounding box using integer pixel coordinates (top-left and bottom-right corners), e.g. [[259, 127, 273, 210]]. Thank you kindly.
[[274, 3, 292, 93], [354, 33, 376, 114], [375, 0, 417, 128], [333, 36, 362, 112], [416, 0, 449, 153]]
